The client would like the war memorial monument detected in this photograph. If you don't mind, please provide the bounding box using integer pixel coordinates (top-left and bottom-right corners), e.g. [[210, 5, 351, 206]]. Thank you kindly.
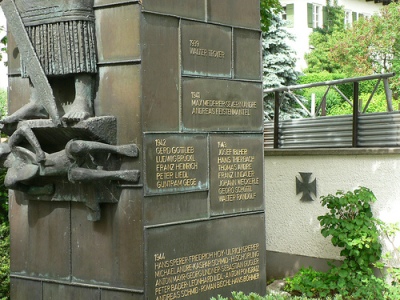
[[0, 0, 266, 298]]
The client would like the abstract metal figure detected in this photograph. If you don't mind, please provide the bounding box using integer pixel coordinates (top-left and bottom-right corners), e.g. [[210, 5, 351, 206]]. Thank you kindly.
[[0, 125, 140, 220], [1, 125, 139, 193]]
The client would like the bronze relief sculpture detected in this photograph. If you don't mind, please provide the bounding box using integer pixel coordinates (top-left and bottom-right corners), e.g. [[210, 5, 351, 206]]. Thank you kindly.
[[5, 0, 97, 123], [0, 0, 140, 220]]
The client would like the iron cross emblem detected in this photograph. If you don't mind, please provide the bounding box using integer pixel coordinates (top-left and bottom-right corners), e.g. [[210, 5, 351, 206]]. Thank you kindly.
[[296, 172, 316, 201]]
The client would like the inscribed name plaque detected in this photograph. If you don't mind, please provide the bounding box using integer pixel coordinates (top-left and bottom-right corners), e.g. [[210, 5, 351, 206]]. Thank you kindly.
[[210, 134, 264, 215], [182, 78, 263, 132], [144, 134, 208, 196], [146, 214, 266, 300], [181, 20, 232, 77]]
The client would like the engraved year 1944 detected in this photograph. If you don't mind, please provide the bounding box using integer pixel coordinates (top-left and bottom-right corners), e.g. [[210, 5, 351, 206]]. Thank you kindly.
[[154, 253, 165, 261]]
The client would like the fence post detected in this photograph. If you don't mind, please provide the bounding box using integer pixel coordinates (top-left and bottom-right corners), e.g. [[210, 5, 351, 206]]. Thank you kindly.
[[274, 91, 280, 149], [352, 81, 359, 147], [311, 93, 316, 117], [383, 78, 393, 112]]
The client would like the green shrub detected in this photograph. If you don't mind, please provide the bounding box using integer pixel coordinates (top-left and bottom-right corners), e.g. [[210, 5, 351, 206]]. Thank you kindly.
[[211, 291, 342, 299], [0, 167, 8, 300], [327, 92, 400, 116], [0, 222, 9, 300], [297, 73, 393, 116], [285, 187, 389, 299], [0, 89, 7, 119], [298, 72, 352, 100]]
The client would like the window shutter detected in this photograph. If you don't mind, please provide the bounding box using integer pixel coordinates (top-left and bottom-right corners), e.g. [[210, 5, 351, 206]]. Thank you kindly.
[[307, 3, 313, 28], [323, 6, 328, 29], [352, 11, 357, 22], [286, 4, 294, 28]]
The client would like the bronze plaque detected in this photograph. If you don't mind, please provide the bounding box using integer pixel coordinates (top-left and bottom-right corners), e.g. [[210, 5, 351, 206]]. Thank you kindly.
[[209, 134, 264, 215], [95, 4, 141, 63], [182, 78, 263, 132], [11, 278, 42, 300], [142, 13, 180, 132], [10, 196, 71, 279], [144, 134, 209, 196], [234, 29, 262, 80], [145, 214, 266, 300], [71, 189, 144, 289], [43, 283, 100, 300], [207, 0, 261, 29], [181, 21, 232, 78], [144, 192, 209, 226], [142, 0, 205, 20]]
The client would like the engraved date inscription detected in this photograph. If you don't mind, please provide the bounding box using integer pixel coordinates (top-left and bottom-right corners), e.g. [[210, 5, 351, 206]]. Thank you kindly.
[[189, 40, 225, 59]]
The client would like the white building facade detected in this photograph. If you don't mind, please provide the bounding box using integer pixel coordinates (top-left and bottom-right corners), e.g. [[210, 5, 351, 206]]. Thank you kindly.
[[279, 0, 386, 71]]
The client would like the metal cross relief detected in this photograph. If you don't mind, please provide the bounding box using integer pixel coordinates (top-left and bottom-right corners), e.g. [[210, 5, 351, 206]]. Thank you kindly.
[[296, 172, 317, 201]]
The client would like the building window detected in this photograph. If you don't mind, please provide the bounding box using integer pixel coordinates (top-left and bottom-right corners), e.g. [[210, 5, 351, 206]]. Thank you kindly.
[[345, 10, 352, 27], [352, 11, 358, 22], [307, 3, 323, 28], [313, 4, 322, 28], [283, 4, 294, 28], [282, 6, 287, 20]]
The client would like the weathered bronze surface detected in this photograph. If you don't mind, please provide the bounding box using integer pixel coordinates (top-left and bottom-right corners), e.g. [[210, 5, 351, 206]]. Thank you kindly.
[[181, 20, 232, 78], [8, 77, 29, 114], [71, 189, 144, 288], [7, 32, 21, 75], [96, 64, 142, 145], [10, 194, 71, 278], [142, 0, 205, 20], [101, 290, 144, 300], [145, 214, 266, 300], [43, 283, 101, 300], [141, 13, 180, 132], [234, 29, 262, 80], [11, 278, 43, 299], [144, 191, 209, 226], [95, 4, 141, 63], [182, 78, 263, 131], [144, 133, 209, 195], [207, 0, 261, 29], [209, 134, 264, 215]]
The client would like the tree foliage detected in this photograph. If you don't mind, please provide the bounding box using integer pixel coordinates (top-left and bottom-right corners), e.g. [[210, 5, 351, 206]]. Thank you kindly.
[[0, 26, 6, 65], [260, 0, 282, 32], [262, 11, 304, 120], [329, 3, 400, 93], [304, 0, 344, 73]]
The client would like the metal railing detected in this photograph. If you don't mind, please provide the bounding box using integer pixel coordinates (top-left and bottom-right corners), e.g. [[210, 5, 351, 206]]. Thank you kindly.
[[264, 73, 399, 149]]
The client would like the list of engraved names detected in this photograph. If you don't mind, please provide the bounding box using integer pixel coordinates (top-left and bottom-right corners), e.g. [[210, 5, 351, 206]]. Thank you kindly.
[[153, 243, 260, 299], [154, 138, 199, 190], [191, 92, 257, 116], [217, 141, 260, 202]]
